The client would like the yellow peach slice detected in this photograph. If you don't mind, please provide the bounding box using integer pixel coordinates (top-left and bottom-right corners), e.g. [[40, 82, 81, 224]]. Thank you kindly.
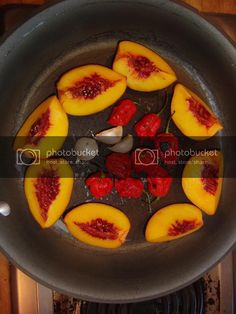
[[182, 151, 223, 215], [64, 203, 130, 249], [145, 203, 203, 243], [171, 84, 223, 139], [57, 65, 127, 116], [112, 41, 176, 91], [24, 158, 73, 228], [14, 96, 68, 158]]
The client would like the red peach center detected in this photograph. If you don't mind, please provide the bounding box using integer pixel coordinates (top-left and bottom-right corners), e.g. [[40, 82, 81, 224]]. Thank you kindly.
[[201, 162, 219, 195], [34, 168, 60, 221], [27, 108, 51, 145], [187, 97, 217, 129], [67, 73, 117, 100], [128, 55, 159, 78], [75, 218, 119, 240], [168, 219, 198, 236]]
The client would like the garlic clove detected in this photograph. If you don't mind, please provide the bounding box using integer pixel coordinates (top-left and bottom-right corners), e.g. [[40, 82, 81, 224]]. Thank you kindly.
[[95, 126, 123, 145], [109, 134, 133, 153]]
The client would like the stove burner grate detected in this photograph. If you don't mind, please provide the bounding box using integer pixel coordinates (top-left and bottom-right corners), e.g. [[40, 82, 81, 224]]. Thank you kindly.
[[54, 279, 205, 314]]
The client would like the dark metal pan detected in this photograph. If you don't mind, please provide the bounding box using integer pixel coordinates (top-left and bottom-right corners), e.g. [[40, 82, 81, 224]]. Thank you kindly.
[[0, 0, 236, 303]]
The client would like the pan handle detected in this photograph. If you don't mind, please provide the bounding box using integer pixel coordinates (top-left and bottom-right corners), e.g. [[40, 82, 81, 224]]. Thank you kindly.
[[0, 202, 11, 216]]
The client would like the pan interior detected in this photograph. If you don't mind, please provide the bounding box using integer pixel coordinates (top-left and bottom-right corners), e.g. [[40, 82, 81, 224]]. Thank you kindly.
[[18, 34, 221, 246]]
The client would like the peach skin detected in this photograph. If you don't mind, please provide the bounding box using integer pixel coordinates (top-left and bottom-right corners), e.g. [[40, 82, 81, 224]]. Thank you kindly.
[[113, 40, 176, 91], [145, 203, 203, 243], [171, 84, 223, 140], [14, 96, 68, 158], [182, 150, 223, 215], [57, 65, 127, 116], [64, 203, 130, 249], [24, 158, 73, 228]]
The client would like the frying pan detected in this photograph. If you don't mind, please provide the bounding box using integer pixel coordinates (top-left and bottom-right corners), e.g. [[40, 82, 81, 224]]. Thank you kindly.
[[0, 0, 236, 303]]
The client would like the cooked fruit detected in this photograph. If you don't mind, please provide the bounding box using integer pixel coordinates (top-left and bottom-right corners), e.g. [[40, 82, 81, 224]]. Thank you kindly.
[[112, 41, 176, 91], [134, 113, 161, 137], [131, 148, 157, 175], [145, 203, 203, 243], [182, 151, 223, 215], [57, 65, 127, 116], [86, 171, 113, 198], [105, 152, 132, 178], [108, 99, 137, 126], [115, 177, 144, 198], [171, 84, 223, 139], [24, 158, 73, 228], [134, 91, 169, 137], [64, 203, 130, 249], [147, 165, 172, 197], [14, 96, 68, 158], [154, 113, 179, 166]]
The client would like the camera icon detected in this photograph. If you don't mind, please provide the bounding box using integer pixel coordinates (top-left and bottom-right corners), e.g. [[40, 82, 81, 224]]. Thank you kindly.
[[16, 149, 40, 166], [134, 148, 159, 166]]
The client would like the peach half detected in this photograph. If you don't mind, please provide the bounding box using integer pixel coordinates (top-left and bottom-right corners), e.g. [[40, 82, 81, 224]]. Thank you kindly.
[[182, 151, 223, 215], [24, 158, 73, 228], [145, 203, 203, 243], [171, 84, 223, 139], [64, 203, 130, 249], [112, 41, 176, 91], [57, 65, 127, 116], [14, 96, 68, 158]]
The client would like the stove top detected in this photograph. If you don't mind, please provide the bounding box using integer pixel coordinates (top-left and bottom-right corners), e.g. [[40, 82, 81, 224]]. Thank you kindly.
[[11, 251, 231, 314], [53, 280, 206, 314]]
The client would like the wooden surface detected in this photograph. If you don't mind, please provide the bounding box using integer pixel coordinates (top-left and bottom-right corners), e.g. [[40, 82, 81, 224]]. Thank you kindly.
[[182, 0, 236, 14], [0, 0, 45, 5], [0, 0, 236, 13], [0, 253, 11, 314]]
